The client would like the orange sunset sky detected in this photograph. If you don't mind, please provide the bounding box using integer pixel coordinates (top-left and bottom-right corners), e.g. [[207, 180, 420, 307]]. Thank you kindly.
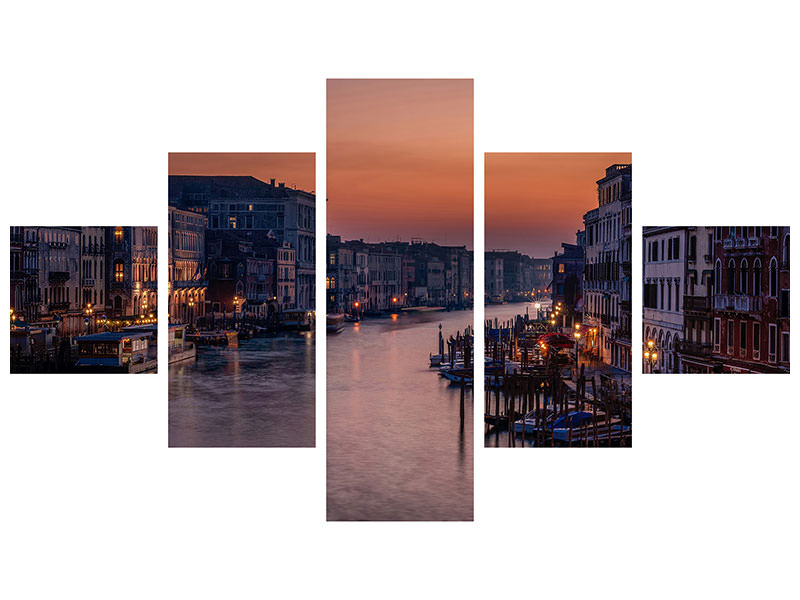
[[327, 79, 473, 248], [485, 152, 632, 258], [168, 153, 316, 193]]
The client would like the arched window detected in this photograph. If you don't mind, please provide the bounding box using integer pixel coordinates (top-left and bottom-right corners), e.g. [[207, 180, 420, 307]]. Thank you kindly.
[[113, 259, 124, 282], [740, 259, 748, 295], [784, 234, 790, 267], [714, 259, 722, 292], [753, 258, 762, 295], [665, 333, 672, 370], [769, 257, 778, 297], [727, 259, 735, 294]]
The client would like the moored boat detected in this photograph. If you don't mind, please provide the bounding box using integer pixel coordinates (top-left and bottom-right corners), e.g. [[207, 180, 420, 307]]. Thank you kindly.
[[440, 367, 473, 386], [326, 313, 345, 333]]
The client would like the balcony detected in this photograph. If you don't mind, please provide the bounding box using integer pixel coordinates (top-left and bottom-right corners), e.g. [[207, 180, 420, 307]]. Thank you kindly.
[[678, 340, 713, 357], [748, 237, 760, 248], [83, 278, 96, 287], [48, 302, 70, 311], [714, 294, 761, 312], [683, 295, 711, 313], [723, 239, 733, 249], [735, 238, 746, 249], [48, 271, 70, 282]]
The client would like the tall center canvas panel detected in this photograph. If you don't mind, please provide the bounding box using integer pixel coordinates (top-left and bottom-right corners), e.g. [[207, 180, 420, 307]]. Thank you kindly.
[[326, 79, 474, 521]]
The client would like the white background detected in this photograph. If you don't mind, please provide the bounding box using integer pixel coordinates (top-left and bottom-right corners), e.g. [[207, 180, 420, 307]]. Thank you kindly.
[[1, 2, 797, 599]]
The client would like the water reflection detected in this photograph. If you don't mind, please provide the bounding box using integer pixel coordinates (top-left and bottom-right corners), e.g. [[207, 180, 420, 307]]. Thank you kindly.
[[327, 310, 473, 521], [169, 333, 315, 448]]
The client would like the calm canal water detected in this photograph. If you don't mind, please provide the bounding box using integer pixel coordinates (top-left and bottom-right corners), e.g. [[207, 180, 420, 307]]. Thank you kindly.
[[327, 309, 473, 521], [169, 333, 315, 448]]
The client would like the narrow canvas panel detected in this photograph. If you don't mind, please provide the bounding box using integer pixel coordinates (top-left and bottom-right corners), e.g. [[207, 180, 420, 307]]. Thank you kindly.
[[10, 226, 158, 374], [643, 225, 789, 374], [327, 79, 474, 520], [484, 153, 633, 447], [167, 153, 316, 448]]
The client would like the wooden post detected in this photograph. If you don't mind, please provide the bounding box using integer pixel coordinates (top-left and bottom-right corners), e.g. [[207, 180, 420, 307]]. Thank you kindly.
[[460, 379, 465, 432]]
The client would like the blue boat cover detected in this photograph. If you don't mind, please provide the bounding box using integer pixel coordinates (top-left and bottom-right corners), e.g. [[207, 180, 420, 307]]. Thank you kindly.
[[553, 411, 593, 428]]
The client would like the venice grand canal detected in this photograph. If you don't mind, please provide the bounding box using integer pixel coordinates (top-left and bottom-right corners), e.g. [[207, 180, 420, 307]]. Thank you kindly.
[[327, 309, 474, 521], [169, 333, 315, 448]]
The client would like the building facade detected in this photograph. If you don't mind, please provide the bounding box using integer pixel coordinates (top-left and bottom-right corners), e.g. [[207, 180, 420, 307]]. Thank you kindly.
[[168, 206, 207, 324], [642, 226, 686, 373], [38, 227, 82, 317], [10, 227, 40, 322], [676, 226, 716, 373], [583, 164, 632, 372], [80, 226, 106, 312], [169, 175, 315, 311], [551, 237, 584, 328], [711, 226, 789, 373]]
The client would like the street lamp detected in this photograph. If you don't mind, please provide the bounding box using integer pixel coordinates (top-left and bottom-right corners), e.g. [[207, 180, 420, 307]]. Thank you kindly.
[[574, 331, 581, 375], [644, 340, 658, 373], [84, 303, 94, 334]]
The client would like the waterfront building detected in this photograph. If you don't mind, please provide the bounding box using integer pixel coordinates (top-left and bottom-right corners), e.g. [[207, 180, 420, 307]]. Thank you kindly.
[[133, 227, 158, 317], [485, 254, 504, 301], [368, 250, 402, 311], [583, 163, 632, 372], [676, 226, 716, 373], [107, 226, 157, 318], [551, 235, 584, 329], [642, 226, 686, 373], [10, 227, 40, 322], [327, 236, 471, 313], [37, 227, 82, 319], [168, 206, 207, 324], [80, 227, 106, 332], [327, 235, 369, 314], [711, 226, 789, 373], [276, 241, 296, 311], [169, 175, 315, 310], [530, 258, 552, 298]]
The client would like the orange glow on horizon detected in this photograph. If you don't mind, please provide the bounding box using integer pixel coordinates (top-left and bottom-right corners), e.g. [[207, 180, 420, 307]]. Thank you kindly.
[[168, 153, 315, 194], [485, 152, 632, 258], [327, 79, 473, 247]]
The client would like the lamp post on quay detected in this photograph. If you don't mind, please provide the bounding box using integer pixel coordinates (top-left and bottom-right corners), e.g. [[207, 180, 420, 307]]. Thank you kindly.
[[643, 339, 658, 373]]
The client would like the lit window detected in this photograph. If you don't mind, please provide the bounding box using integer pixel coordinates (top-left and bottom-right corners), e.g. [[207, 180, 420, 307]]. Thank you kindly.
[[114, 260, 124, 282]]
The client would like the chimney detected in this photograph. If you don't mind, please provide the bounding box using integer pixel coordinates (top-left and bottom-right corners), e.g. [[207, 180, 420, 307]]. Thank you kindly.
[[279, 182, 285, 188], [270, 178, 276, 186]]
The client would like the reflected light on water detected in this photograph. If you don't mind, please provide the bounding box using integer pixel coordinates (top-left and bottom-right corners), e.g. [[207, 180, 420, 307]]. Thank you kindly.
[[327, 309, 473, 521]]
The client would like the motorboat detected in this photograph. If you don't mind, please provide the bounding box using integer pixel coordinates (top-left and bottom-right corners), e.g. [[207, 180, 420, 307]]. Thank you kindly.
[[326, 313, 345, 334]]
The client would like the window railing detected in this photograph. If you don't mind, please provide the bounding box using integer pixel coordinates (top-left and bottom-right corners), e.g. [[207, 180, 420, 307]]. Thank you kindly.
[[714, 294, 761, 312]]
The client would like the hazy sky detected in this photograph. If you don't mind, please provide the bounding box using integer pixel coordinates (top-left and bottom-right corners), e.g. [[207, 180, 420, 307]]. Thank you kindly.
[[327, 79, 473, 248], [168, 152, 315, 193], [485, 152, 632, 258]]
